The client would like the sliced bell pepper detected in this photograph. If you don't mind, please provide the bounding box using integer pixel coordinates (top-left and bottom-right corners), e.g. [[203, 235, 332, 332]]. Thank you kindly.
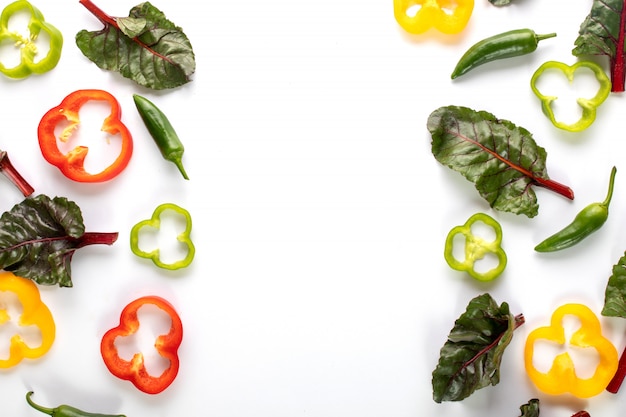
[[130, 203, 195, 270], [443, 212, 507, 281], [0, 0, 63, 78], [100, 295, 183, 395], [37, 89, 133, 183], [524, 303, 618, 398], [530, 60, 611, 132], [393, 0, 474, 35], [0, 271, 55, 368]]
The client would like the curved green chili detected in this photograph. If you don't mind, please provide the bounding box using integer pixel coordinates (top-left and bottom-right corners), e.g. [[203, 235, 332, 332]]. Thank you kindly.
[[535, 166, 617, 252], [133, 94, 189, 180], [451, 28, 556, 79], [26, 391, 126, 417]]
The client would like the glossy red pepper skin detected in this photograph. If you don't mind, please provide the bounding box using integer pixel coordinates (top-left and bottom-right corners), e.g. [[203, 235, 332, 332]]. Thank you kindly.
[[37, 89, 133, 182], [100, 296, 183, 394]]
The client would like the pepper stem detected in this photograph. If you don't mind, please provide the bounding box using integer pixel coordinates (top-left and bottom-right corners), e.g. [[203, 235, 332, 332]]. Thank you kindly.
[[536, 33, 557, 42], [25, 392, 55, 416], [601, 166, 617, 207], [0, 150, 34, 196], [173, 159, 189, 180]]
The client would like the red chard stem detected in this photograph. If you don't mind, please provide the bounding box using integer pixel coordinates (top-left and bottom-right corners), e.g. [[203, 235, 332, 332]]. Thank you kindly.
[[533, 177, 574, 200], [606, 343, 626, 394], [0, 150, 34, 196], [79, 0, 118, 28], [75, 232, 119, 248]]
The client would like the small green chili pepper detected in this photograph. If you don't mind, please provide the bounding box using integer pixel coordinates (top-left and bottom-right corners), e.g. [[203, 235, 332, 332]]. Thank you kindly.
[[133, 94, 189, 179], [535, 166, 617, 252], [26, 391, 126, 417], [443, 212, 507, 282], [451, 28, 556, 79], [130, 202, 195, 270], [530, 60, 611, 132]]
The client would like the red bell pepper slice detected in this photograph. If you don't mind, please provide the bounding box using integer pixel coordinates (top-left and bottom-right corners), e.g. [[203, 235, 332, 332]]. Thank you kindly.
[[37, 89, 133, 182], [100, 295, 183, 394]]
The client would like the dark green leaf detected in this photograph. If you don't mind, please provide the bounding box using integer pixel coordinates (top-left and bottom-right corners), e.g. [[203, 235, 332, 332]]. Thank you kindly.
[[427, 105, 573, 218], [602, 251, 626, 317], [572, 0, 625, 92], [432, 293, 520, 402], [76, 2, 196, 90], [0, 195, 118, 287], [488, 0, 513, 6], [519, 399, 540, 417]]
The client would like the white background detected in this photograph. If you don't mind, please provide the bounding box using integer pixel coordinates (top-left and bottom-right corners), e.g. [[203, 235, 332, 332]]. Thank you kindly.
[[1, 0, 626, 416]]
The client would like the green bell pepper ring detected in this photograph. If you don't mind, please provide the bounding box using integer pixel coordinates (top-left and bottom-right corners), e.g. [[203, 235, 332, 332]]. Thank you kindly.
[[443, 212, 507, 282], [530, 60, 611, 132], [130, 203, 195, 270], [0, 0, 63, 79]]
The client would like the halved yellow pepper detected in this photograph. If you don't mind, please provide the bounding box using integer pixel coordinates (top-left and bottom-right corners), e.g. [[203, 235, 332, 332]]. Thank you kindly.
[[0, 271, 55, 368], [524, 303, 618, 398], [393, 0, 474, 35]]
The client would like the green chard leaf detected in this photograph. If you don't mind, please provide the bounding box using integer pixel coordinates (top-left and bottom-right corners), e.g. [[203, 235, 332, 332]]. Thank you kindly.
[[432, 293, 524, 403], [427, 105, 574, 218], [573, 0, 625, 92], [0, 195, 118, 287], [76, 0, 196, 90], [488, 0, 514, 6], [602, 251, 626, 317], [519, 399, 540, 417]]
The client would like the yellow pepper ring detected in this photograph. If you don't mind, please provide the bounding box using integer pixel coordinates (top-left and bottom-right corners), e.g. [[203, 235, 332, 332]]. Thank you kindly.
[[524, 303, 618, 398], [0, 271, 55, 368], [530, 60, 612, 132], [130, 203, 195, 270]]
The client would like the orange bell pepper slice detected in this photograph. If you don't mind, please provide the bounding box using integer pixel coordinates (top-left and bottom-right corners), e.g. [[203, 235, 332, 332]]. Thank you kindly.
[[0, 271, 55, 368], [37, 89, 133, 183], [524, 303, 618, 398], [393, 0, 474, 35], [100, 295, 183, 394]]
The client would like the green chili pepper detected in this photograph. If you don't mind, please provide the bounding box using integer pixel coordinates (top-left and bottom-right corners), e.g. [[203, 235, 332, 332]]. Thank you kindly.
[[443, 212, 507, 282], [451, 28, 556, 79], [535, 166, 617, 252], [26, 391, 126, 417], [133, 94, 189, 180], [530, 60, 611, 132], [130, 202, 195, 270]]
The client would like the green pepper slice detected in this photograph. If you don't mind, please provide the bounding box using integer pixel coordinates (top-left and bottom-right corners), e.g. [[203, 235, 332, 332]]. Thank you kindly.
[[130, 203, 195, 270], [443, 212, 507, 282], [0, 0, 63, 79], [530, 60, 611, 132]]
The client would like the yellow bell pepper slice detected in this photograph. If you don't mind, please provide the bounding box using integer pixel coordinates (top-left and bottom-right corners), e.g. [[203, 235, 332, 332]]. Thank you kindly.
[[0, 271, 55, 368], [394, 0, 474, 35], [524, 303, 618, 398]]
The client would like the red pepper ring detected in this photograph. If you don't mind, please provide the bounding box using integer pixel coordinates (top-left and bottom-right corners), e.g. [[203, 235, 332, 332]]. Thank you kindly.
[[100, 295, 183, 395], [37, 89, 133, 182]]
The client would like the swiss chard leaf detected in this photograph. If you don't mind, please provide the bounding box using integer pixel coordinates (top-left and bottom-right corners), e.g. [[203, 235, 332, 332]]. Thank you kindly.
[[431, 293, 524, 403], [0, 195, 118, 287], [427, 105, 573, 218], [76, 1, 196, 90], [572, 0, 625, 92], [602, 251, 626, 317], [488, 0, 514, 6], [519, 399, 540, 417]]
